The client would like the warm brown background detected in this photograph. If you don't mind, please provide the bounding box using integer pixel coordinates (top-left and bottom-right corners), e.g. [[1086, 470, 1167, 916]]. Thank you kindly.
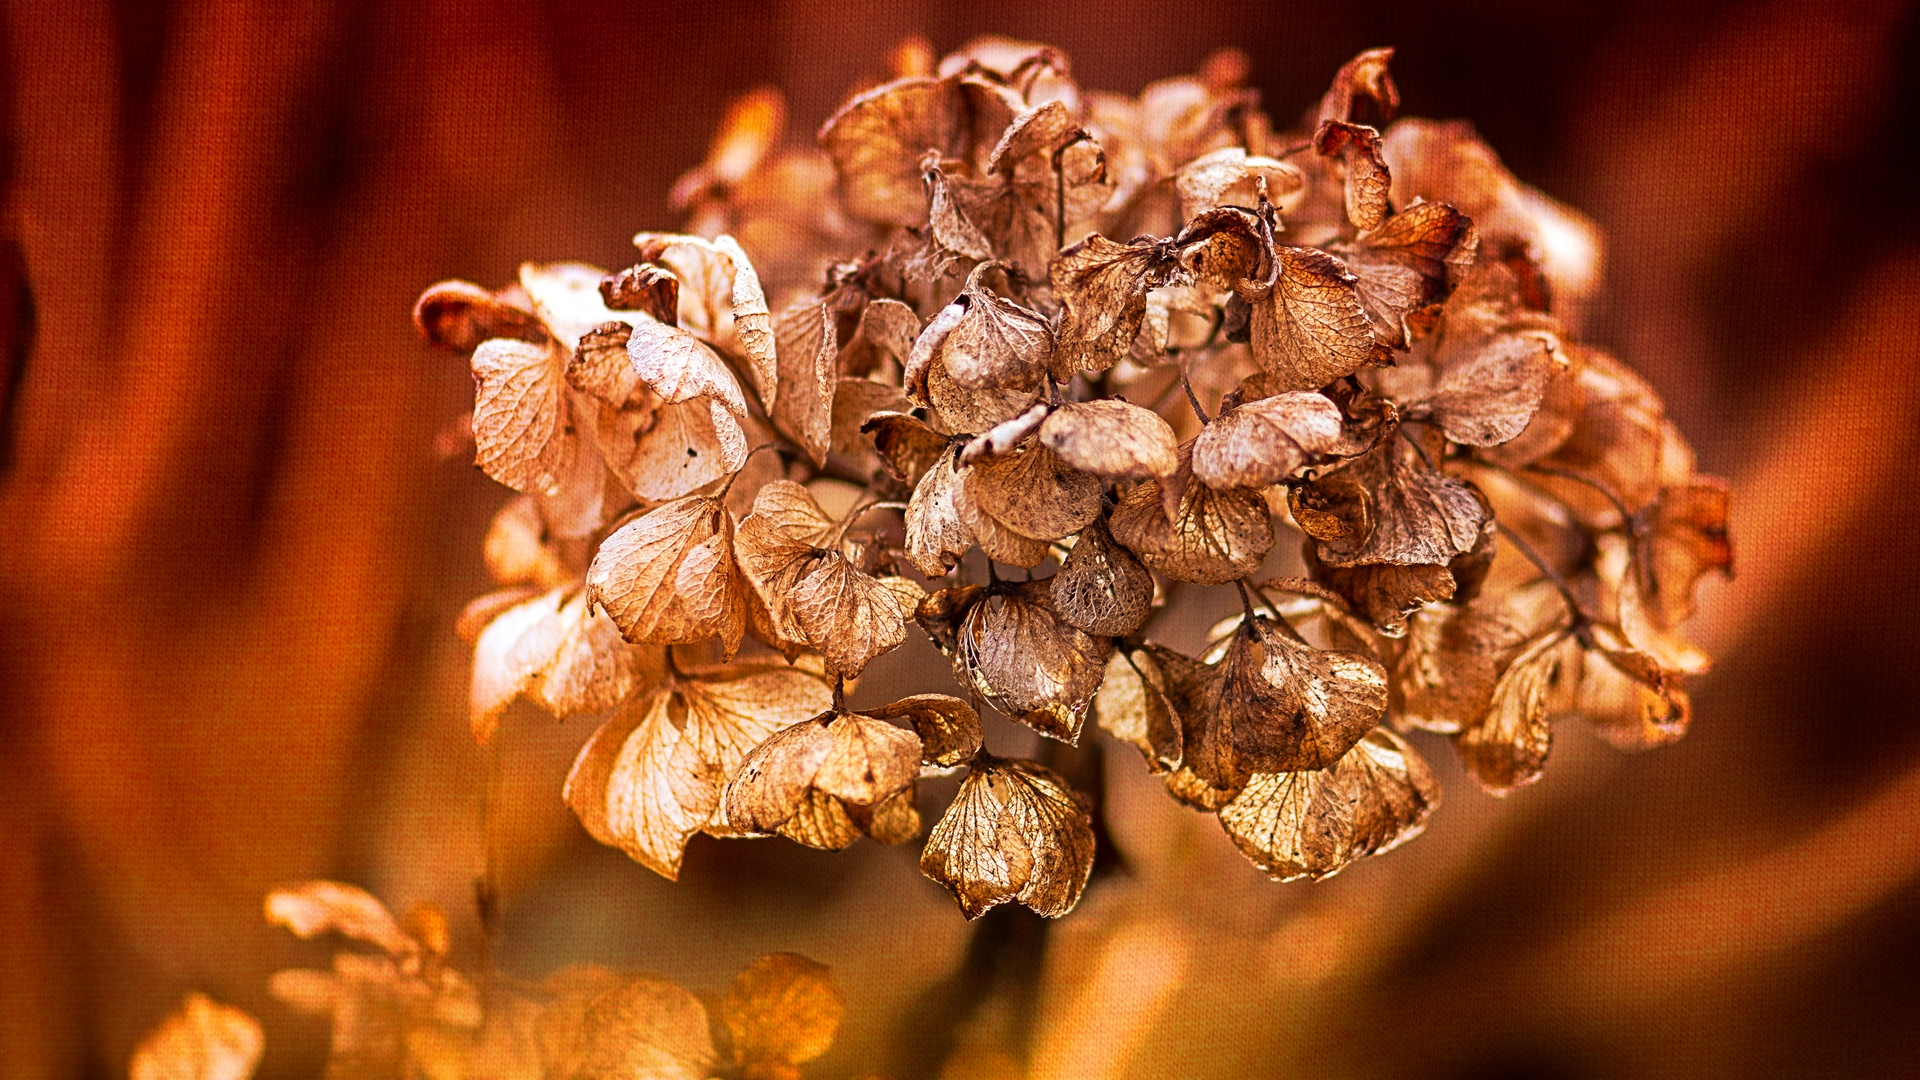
[[4, 1, 1919, 1077]]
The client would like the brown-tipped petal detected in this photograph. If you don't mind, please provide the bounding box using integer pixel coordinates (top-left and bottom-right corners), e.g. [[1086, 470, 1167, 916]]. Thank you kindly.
[[415, 279, 547, 352]]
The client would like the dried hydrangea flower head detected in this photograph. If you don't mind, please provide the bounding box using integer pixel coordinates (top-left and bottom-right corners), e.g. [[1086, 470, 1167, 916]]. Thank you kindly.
[[421, 37, 1730, 918]]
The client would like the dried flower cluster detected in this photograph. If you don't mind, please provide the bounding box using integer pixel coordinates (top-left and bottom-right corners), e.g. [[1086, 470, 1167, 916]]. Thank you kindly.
[[419, 38, 1730, 920], [131, 882, 846, 1080]]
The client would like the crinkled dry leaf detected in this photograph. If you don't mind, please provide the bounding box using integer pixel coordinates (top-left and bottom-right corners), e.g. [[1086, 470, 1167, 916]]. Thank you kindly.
[[734, 481, 922, 677], [415, 279, 547, 353], [1293, 436, 1489, 567], [722, 711, 923, 849], [588, 493, 745, 658], [920, 757, 1095, 918], [1332, 200, 1477, 349], [772, 299, 840, 465], [130, 993, 264, 1080], [632, 233, 777, 406], [1038, 398, 1180, 483], [1190, 389, 1342, 489], [865, 694, 984, 767], [1182, 616, 1388, 789], [1093, 641, 1203, 772], [1217, 727, 1439, 882], [1314, 119, 1392, 232], [1050, 234, 1185, 373], [723, 953, 845, 1075], [1309, 550, 1456, 638], [564, 661, 834, 878], [951, 111, 1114, 278], [1110, 456, 1274, 585], [953, 580, 1113, 742], [1052, 514, 1155, 636]]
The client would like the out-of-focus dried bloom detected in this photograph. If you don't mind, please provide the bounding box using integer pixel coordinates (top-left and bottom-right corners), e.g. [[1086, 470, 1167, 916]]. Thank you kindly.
[[129, 994, 263, 1080], [420, 38, 1731, 920]]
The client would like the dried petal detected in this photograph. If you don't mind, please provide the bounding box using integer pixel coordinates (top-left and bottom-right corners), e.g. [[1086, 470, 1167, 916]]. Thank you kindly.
[[588, 494, 745, 658], [564, 662, 833, 878], [632, 233, 777, 406], [863, 410, 952, 487], [1294, 437, 1489, 567], [819, 74, 1020, 226], [954, 580, 1112, 742], [962, 443, 1103, 545], [1110, 457, 1274, 585], [722, 711, 922, 848], [1217, 728, 1438, 882], [470, 337, 576, 497], [1038, 399, 1179, 482], [771, 299, 840, 464], [1093, 642, 1201, 772], [1049, 234, 1184, 373], [265, 881, 413, 956], [904, 446, 974, 577], [1332, 200, 1477, 348], [1051, 515, 1155, 636], [1190, 390, 1342, 489], [1454, 628, 1577, 794], [865, 694, 984, 768], [414, 279, 546, 352], [1183, 617, 1388, 789], [1317, 47, 1399, 127], [735, 481, 921, 677], [556, 975, 718, 1080], [1246, 243, 1390, 390], [1416, 333, 1563, 447], [1313, 119, 1392, 231], [920, 758, 1095, 918]]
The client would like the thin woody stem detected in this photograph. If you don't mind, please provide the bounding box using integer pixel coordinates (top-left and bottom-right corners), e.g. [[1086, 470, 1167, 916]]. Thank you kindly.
[[1523, 462, 1638, 531], [1495, 520, 1592, 638]]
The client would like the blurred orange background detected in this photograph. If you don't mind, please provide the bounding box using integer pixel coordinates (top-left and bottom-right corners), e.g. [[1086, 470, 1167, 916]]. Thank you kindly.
[[4, 1, 1919, 1077]]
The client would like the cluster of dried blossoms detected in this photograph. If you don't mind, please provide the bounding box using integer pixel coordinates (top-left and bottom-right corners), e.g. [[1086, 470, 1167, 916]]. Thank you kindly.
[[418, 39, 1731, 920], [131, 882, 845, 1079]]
